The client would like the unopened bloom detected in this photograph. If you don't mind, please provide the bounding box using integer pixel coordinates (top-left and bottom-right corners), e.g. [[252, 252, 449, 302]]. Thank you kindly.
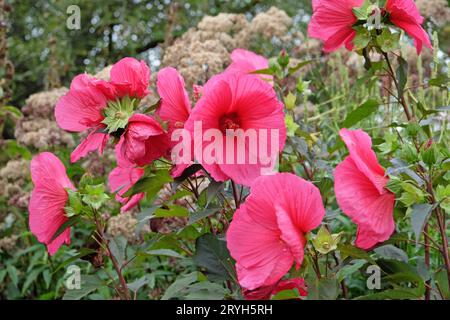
[[308, 0, 363, 52], [29, 152, 75, 255], [116, 114, 170, 167], [227, 173, 325, 290], [334, 129, 395, 249]]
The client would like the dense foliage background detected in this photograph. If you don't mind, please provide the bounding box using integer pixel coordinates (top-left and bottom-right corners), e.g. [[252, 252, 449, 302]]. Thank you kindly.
[[0, 0, 449, 300]]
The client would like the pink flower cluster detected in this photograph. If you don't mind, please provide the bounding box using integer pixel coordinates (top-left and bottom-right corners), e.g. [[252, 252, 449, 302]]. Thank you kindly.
[[308, 0, 431, 54], [28, 7, 405, 297]]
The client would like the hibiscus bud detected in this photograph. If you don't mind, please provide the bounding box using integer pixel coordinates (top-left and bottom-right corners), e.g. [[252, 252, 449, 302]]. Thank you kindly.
[[277, 49, 290, 68], [312, 225, 341, 255], [283, 92, 297, 110]]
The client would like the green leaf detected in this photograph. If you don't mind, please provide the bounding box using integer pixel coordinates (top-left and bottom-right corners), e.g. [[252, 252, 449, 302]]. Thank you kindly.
[[193, 234, 235, 282], [336, 259, 367, 281], [374, 245, 408, 262], [189, 208, 219, 225], [352, 0, 371, 20], [62, 275, 103, 300], [7, 264, 19, 287], [184, 281, 227, 300], [288, 60, 312, 75], [250, 68, 274, 75], [396, 56, 408, 93], [1, 105, 23, 118], [4, 140, 32, 160], [356, 287, 423, 300], [146, 249, 184, 259], [317, 278, 339, 300], [155, 205, 189, 218], [53, 248, 97, 274], [124, 169, 173, 198], [338, 244, 375, 264], [109, 236, 127, 267], [341, 99, 379, 128], [428, 74, 449, 88], [22, 267, 45, 294], [285, 114, 300, 137], [410, 203, 434, 244], [353, 26, 371, 50], [206, 180, 224, 207], [161, 272, 200, 300]]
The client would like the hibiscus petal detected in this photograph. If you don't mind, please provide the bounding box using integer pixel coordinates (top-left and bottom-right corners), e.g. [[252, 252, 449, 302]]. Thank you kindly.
[[71, 130, 109, 163], [110, 57, 150, 99], [334, 156, 395, 249], [55, 74, 107, 132], [31, 152, 74, 189], [339, 128, 388, 194], [156, 67, 191, 129]]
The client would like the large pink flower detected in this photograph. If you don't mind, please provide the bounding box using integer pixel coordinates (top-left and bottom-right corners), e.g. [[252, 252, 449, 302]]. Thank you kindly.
[[334, 129, 395, 250], [29, 152, 75, 255], [308, 0, 363, 52], [385, 0, 432, 54], [156, 67, 194, 177], [56, 57, 151, 163], [117, 114, 170, 167], [226, 173, 325, 290], [184, 72, 286, 186]]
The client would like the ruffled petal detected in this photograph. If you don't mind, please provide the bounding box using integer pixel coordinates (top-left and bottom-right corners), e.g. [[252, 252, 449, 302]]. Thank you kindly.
[[55, 74, 107, 132], [71, 129, 109, 163]]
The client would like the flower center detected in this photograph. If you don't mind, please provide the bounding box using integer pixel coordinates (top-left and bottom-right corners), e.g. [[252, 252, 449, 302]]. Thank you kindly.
[[219, 113, 240, 133], [102, 96, 138, 133]]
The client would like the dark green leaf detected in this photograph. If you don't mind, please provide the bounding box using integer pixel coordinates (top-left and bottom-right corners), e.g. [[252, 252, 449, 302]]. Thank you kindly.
[[50, 216, 81, 242], [410, 203, 434, 244], [374, 245, 408, 262], [193, 234, 235, 282], [396, 56, 408, 93], [341, 99, 379, 128], [188, 208, 219, 225], [62, 275, 103, 300]]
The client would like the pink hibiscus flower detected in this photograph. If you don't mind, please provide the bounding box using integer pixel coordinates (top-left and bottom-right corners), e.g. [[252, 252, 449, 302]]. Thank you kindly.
[[385, 0, 432, 54], [116, 114, 170, 167], [225, 49, 271, 82], [334, 128, 395, 250], [184, 72, 286, 186], [109, 143, 145, 213], [243, 278, 308, 300], [29, 152, 75, 255], [226, 173, 325, 290], [156, 67, 194, 177], [308, 0, 363, 52], [55, 57, 151, 163]]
